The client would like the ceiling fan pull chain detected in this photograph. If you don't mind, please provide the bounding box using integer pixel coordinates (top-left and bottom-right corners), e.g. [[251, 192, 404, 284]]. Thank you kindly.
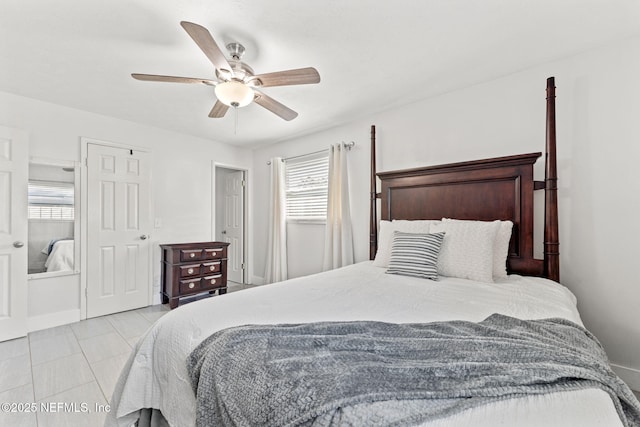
[[234, 107, 238, 135]]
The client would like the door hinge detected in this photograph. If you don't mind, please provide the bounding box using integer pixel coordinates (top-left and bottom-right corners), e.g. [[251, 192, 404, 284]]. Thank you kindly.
[[241, 180, 246, 187], [241, 263, 245, 269], [84, 158, 88, 167], [85, 287, 88, 297]]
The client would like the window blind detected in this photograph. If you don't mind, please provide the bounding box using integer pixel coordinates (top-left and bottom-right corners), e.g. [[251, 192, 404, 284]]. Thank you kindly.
[[28, 180, 75, 220], [285, 151, 329, 220]]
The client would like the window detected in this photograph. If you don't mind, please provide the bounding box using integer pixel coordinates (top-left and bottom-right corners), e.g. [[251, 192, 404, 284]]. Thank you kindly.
[[28, 180, 75, 220], [285, 151, 329, 221]]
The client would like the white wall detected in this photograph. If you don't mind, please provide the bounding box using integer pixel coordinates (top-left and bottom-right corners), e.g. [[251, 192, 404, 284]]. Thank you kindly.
[[252, 35, 640, 379], [0, 91, 253, 327]]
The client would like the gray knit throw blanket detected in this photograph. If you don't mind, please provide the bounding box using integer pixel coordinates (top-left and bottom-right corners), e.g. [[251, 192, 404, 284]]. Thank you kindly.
[[187, 314, 640, 427]]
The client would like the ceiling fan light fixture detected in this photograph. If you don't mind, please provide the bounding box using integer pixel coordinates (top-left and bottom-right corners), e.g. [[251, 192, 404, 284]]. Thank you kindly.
[[215, 81, 254, 108]]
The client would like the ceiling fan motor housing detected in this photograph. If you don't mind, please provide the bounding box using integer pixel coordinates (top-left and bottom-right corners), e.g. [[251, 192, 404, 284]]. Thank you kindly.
[[216, 59, 255, 83]]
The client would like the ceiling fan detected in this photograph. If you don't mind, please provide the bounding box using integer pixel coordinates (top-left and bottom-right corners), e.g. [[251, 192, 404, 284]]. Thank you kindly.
[[131, 21, 320, 121]]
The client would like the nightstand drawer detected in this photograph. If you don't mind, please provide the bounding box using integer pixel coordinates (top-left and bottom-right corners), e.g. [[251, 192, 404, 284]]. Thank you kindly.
[[202, 261, 222, 274], [203, 247, 226, 260], [202, 274, 223, 289], [179, 264, 201, 278], [180, 249, 203, 262], [179, 278, 201, 294]]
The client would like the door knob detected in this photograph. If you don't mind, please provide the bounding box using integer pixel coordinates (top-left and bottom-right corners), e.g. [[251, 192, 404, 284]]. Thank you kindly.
[[221, 230, 227, 234], [140, 235, 149, 240], [13, 241, 24, 248]]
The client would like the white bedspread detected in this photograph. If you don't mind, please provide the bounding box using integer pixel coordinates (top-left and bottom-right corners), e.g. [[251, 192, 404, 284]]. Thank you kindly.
[[106, 262, 623, 427], [45, 239, 74, 272]]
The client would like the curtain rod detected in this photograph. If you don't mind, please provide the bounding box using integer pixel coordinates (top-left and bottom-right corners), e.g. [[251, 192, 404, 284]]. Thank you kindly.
[[267, 141, 355, 165]]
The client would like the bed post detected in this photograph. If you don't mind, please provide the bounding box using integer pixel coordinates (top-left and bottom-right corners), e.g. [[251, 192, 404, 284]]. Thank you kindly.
[[544, 77, 560, 282], [370, 125, 378, 260]]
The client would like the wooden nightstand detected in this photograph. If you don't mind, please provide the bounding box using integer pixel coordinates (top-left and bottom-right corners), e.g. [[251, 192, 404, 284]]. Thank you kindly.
[[160, 241, 230, 309]]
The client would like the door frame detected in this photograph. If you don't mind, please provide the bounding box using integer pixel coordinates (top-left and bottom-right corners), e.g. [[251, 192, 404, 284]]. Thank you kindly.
[[212, 162, 249, 285], [80, 137, 153, 320]]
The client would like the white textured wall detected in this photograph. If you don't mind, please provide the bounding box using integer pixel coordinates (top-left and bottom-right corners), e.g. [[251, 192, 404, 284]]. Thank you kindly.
[[252, 35, 640, 379], [0, 91, 253, 321]]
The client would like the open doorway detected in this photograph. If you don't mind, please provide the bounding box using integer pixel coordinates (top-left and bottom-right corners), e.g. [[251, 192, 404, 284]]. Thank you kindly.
[[214, 165, 247, 285]]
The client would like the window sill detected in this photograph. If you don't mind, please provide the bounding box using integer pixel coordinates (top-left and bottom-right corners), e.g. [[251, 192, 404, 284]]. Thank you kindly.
[[29, 270, 80, 280], [286, 218, 326, 225]]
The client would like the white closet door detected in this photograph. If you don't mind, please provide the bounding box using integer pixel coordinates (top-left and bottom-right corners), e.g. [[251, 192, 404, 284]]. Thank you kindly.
[[0, 126, 28, 342], [86, 143, 151, 318]]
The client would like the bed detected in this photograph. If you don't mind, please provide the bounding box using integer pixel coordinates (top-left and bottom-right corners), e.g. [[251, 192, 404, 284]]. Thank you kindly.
[[106, 78, 640, 427], [44, 238, 74, 272]]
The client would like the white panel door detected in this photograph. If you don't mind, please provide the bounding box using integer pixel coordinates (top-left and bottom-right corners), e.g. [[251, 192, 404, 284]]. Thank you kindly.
[[0, 126, 28, 342], [220, 170, 244, 283], [87, 144, 151, 318]]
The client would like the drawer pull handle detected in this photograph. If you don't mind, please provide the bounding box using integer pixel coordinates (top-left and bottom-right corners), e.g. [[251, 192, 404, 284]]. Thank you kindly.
[[210, 279, 216, 285], [188, 283, 195, 289], [187, 268, 194, 274], [190, 253, 195, 258], [210, 266, 216, 271]]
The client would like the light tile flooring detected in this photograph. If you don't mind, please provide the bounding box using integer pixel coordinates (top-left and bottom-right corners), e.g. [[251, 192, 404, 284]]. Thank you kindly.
[[1, 282, 639, 426], [0, 282, 255, 427]]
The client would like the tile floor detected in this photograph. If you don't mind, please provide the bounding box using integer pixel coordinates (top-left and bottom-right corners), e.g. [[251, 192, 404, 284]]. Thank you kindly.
[[0, 282, 255, 427], [1, 282, 639, 426]]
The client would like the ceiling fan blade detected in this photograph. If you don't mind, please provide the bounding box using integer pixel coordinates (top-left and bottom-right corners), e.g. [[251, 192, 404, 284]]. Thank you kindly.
[[251, 67, 320, 88], [253, 90, 298, 121], [131, 73, 216, 85], [180, 21, 232, 74], [209, 100, 229, 118]]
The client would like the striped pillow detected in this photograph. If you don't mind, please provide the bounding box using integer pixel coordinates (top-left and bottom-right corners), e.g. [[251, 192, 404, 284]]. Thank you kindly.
[[386, 231, 445, 280]]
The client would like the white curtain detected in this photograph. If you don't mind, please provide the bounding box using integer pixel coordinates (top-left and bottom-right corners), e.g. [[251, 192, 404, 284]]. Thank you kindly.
[[322, 144, 354, 271], [265, 157, 288, 283]]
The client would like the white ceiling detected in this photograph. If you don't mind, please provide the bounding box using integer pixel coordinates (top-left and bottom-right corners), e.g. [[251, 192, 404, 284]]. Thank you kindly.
[[2, 1, 640, 147]]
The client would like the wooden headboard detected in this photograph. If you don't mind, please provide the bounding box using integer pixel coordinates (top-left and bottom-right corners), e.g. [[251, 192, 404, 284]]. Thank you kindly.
[[369, 77, 559, 281]]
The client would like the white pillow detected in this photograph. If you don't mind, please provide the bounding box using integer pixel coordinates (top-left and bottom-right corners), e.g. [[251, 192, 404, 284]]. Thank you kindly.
[[373, 220, 440, 267], [492, 220, 513, 279], [391, 220, 440, 228], [441, 218, 513, 279], [431, 219, 500, 282]]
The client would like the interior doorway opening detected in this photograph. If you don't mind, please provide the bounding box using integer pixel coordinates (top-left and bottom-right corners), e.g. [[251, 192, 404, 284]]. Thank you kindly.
[[214, 165, 247, 285]]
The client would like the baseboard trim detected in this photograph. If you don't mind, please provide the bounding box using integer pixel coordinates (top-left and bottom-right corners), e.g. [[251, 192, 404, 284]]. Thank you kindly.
[[611, 363, 640, 391], [27, 309, 81, 333]]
